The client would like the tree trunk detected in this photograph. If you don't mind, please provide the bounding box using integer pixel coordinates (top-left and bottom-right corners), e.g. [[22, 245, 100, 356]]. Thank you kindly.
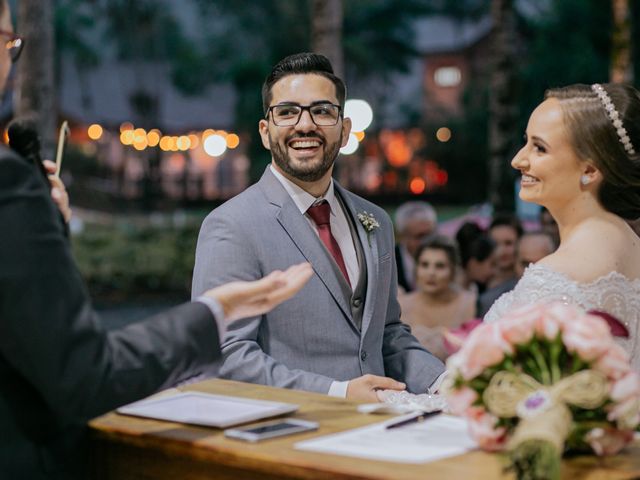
[[611, 0, 633, 83], [15, 0, 56, 160], [487, 0, 517, 212], [311, 0, 344, 78]]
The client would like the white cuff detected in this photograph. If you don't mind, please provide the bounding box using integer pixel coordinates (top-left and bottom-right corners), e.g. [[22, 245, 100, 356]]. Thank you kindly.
[[427, 371, 448, 394], [328, 380, 349, 398], [195, 296, 227, 340]]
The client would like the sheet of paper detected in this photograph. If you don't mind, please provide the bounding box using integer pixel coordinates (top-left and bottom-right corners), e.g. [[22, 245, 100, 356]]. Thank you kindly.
[[117, 391, 298, 428], [295, 414, 476, 464]]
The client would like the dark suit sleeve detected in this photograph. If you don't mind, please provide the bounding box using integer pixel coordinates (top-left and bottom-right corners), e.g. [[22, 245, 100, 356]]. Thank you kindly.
[[0, 151, 221, 425]]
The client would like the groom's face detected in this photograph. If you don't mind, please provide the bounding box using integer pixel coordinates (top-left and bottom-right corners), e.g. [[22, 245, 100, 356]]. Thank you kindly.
[[259, 74, 351, 183]]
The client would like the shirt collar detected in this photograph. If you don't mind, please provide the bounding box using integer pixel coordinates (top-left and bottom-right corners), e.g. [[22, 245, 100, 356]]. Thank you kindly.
[[269, 164, 338, 217]]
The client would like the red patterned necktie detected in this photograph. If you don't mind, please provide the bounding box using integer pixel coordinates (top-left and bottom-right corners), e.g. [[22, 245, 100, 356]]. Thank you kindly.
[[307, 201, 350, 284]]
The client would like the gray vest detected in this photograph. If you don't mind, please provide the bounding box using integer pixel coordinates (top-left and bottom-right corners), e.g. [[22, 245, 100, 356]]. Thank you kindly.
[[329, 193, 368, 331]]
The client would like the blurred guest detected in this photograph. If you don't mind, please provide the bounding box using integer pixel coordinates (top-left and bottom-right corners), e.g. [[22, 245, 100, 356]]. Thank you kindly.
[[487, 214, 523, 289], [399, 235, 475, 361], [394, 201, 438, 292], [455, 221, 496, 295], [478, 231, 555, 317], [540, 206, 560, 248]]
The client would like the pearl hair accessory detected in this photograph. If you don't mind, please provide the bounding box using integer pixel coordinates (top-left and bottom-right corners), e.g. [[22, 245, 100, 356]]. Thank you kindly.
[[591, 84, 636, 155]]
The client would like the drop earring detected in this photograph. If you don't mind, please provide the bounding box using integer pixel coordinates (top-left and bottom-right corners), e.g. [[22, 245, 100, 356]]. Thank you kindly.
[[580, 175, 590, 186]]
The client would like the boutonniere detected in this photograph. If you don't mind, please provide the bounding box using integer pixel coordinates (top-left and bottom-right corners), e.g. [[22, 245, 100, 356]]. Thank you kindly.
[[357, 211, 379, 246]]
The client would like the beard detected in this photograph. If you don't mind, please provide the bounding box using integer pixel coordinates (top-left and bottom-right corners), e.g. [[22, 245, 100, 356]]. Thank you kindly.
[[269, 131, 342, 182]]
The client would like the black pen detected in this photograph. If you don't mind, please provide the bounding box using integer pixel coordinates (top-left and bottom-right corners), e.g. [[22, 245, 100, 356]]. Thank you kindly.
[[385, 410, 442, 430]]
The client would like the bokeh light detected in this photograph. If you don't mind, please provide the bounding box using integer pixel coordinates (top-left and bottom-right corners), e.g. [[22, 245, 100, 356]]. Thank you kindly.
[[87, 124, 103, 140], [226, 133, 240, 149], [345, 99, 373, 132], [340, 133, 360, 155], [436, 127, 452, 142], [410, 177, 426, 194], [203, 134, 227, 157]]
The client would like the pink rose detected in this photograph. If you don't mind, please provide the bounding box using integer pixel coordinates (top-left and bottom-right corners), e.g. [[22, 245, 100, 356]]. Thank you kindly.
[[610, 372, 640, 402], [534, 302, 574, 339], [466, 406, 507, 451], [443, 319, 482, 355], [585, 427, 634, 456], [446, 386, 478, 416], [593, 343, 632, 380], [457, 323, 514, 380], [607, 396, 640, 430], [562, 313, 613, 361], [499, 319, 534, 345]]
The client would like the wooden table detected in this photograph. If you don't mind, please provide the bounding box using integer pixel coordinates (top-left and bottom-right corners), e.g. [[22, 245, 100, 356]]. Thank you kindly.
[[89, 379, 640, 480]]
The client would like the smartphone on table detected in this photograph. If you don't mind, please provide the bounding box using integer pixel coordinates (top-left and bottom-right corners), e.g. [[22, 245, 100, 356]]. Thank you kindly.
[[224, 419, 319, 442]]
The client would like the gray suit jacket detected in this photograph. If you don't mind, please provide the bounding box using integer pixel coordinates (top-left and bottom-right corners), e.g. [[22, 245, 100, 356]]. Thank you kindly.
[[192, 167, 444, 394]]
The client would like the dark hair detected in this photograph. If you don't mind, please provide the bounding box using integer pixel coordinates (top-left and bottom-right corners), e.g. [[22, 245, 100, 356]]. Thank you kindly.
[[545, 83, 640, 219], [415, 234, 460, 269], [455, 222, 496, 267], [261, 52, 347, 116], [489, 213, 523, 238]]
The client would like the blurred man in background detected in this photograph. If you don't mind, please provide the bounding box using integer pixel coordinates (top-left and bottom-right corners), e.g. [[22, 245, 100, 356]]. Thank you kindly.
[[478, 231, 555, 317], [394, 201, 438, 292]]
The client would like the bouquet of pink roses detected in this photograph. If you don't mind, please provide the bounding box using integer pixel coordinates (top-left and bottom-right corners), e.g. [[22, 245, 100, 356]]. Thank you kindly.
[[444, 302, 640, 480]]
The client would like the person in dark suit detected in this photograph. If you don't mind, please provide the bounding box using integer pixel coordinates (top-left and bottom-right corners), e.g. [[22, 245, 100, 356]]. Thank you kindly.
[[393, 201, 438, 292], [0, 2, 312, 477]]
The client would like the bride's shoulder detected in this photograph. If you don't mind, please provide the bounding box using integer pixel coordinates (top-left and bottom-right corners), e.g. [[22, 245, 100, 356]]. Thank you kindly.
[[538, 220, 640, 283]]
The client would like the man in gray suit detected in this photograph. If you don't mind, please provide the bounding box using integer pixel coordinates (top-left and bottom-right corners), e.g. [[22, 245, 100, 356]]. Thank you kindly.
[[193, 53, 444, 401]]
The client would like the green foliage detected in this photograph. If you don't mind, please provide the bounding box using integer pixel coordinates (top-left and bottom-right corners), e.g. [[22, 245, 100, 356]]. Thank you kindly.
[[507, 440, 561, 480], [55, 0, 100, 68], [72, 224, 200, 300], [516, 0, 612, 134]]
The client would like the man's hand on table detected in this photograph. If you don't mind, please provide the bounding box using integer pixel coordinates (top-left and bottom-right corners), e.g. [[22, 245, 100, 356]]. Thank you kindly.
[[346, 374, 406, 402]]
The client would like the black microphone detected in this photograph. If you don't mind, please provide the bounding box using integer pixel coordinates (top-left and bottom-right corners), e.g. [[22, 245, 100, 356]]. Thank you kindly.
[[7, 117, 48, 179]]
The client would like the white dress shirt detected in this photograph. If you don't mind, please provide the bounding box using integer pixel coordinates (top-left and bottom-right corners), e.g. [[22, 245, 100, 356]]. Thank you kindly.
[[270, 165, 359, 288]]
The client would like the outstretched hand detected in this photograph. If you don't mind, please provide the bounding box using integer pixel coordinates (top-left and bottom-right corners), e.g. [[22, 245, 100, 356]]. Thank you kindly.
[[346, 374, 406, 402], [43, 160, 71, 223], [204, 262, 313, 325]]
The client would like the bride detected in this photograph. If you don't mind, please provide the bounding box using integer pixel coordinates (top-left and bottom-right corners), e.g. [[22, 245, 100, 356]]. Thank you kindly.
[[484, 83, 640, 372]]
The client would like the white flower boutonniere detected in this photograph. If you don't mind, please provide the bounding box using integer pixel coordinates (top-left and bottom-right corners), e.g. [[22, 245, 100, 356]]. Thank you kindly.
[[357, 211, 380, 246]]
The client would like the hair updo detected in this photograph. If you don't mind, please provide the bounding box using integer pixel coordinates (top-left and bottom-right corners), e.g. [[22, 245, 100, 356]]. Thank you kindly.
[[544, 83, 640, 220]]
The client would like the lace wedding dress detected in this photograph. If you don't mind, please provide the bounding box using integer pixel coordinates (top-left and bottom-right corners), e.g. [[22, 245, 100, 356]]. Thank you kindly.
[[381, 264, 640, 410], [484, 264, 640, 373]]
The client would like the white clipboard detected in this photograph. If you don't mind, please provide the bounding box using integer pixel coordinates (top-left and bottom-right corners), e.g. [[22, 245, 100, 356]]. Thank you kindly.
[[117, 391, 299, 428]]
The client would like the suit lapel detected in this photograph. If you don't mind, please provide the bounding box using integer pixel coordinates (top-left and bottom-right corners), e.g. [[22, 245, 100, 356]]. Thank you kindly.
[[258, 169, 355, 327], [334, 183, 379, 335]]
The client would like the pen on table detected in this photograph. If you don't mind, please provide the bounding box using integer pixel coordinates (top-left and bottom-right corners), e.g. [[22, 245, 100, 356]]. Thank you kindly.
[[385, 410, 442, 430]]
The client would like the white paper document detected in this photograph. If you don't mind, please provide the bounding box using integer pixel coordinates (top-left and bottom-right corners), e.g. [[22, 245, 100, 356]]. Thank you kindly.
[[117, 391, 298, 428], [295, 414, 476, 464]]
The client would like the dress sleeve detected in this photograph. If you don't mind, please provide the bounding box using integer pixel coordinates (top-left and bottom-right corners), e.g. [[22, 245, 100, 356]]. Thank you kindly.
[[483, 266, 585, 323]]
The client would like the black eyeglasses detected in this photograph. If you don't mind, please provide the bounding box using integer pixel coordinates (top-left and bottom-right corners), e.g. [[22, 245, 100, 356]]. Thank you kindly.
[[266, 102, 342, 127], [0, 30, 24, 63]]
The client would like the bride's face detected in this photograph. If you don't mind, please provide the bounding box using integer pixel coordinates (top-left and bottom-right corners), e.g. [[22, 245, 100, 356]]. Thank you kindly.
[[511, 98, 586, 208]]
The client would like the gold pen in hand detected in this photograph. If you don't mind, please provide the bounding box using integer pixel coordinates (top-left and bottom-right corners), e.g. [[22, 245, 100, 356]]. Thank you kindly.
[[385, 410, 442, 430]]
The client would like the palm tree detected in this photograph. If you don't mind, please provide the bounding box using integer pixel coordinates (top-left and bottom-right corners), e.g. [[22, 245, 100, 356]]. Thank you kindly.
[[611, 0, 633, 83], [311, 0, 344, 78], [487, 0, 518, 212], [15, 0, 56, 159]]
